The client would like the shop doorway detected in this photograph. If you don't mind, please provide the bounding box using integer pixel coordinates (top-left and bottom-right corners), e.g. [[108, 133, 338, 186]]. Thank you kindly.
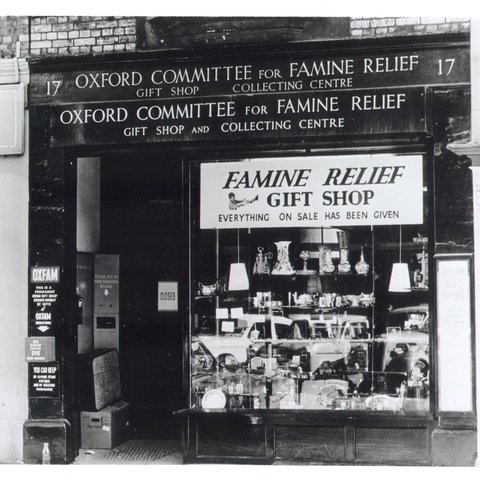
[[76, 152, 185, 442]]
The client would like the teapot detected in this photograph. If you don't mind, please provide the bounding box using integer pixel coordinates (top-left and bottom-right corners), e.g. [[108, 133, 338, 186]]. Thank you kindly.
[[358, 292, 374, 306], [296, 294, 313, 306], [198, 282, 217, 296]]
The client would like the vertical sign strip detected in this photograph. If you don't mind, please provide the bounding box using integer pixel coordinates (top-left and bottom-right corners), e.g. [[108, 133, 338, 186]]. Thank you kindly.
[[436, 256, 473, 412]]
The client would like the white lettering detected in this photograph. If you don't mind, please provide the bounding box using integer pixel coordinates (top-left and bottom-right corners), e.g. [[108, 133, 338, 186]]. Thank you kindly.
[[60, 107, 128, 124], [75, 71, 143, 89], [32, 267, 60, 283]]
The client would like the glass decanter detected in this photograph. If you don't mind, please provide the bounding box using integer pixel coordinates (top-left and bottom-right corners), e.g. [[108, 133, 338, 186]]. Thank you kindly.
[[355, 246, 370, 275], [253, 246, 272, 275], [299, 250, 310, 273]]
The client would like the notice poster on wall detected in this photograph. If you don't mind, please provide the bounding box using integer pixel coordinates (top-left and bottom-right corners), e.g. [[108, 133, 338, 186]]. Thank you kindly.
[[25, 337, 56, 363], [30, 266, 60, 335], [94, 254, 119, 313], [200, 154, 423, 229], [436, 256, 473, 412], [28, 362, 60, 398]]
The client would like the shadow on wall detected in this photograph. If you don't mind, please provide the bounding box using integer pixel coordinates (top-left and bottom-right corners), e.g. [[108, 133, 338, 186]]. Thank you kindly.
[[137, 17, 351, 50]]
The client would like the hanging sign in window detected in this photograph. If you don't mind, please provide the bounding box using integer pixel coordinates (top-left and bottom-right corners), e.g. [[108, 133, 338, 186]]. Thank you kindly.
[[200, 154, 423, 229]]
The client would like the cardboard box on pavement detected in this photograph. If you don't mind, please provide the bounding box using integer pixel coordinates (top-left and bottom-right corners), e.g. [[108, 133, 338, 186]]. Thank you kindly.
[[80, 400, 129, 449]]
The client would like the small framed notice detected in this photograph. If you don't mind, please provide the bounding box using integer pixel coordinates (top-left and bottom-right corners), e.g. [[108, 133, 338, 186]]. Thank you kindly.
[[0, 83, 24, 155], [158, 281, 178, 312], [25, 336, 56, 362]]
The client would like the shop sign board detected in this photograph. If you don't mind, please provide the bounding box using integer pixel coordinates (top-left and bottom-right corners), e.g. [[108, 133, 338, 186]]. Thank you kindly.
[[28, 362, 60, 398], [30, 266, 60, 335], [46, 87, 425, 146], [30, 45, 469, 105], [158, 281, 179, 312], [436, 256, 473, 412], [28, 42, 469, 147], [25, 336, 56, 363], [200, 154, 423, 229]]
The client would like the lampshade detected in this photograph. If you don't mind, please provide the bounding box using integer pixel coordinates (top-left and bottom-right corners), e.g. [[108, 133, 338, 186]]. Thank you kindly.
[[228, 263, 250, 291], [388, 263, 411, 292]]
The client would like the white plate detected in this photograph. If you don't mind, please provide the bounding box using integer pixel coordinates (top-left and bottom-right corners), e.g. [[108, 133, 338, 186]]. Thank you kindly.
[[318, 384, 348, 407], [364, 395, 397, 410], [250, 357, 265, 370], [279, 395, 298, 409], [201, 389, 226, 409]]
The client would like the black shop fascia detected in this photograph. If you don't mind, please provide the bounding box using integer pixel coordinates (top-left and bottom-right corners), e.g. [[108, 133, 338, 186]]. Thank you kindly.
[[26, 32, 475, 466]]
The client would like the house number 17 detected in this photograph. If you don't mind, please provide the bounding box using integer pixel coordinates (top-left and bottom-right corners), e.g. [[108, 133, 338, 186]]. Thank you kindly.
[[437, 58, 455, 76], [46, 80, 62, 96]]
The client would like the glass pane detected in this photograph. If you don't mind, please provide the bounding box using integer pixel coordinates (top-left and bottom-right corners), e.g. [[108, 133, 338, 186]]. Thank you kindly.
[[190, 157, 430, 414]]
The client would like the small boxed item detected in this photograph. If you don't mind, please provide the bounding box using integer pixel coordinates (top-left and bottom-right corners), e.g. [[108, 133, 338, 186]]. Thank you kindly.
[[80, 400, 130, 449]]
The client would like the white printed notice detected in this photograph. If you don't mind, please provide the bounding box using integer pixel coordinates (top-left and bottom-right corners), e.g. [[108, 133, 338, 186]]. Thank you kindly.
[[158, 281, 178, 312], [437, 258, 473, 412], [200, 154, 423, 229]]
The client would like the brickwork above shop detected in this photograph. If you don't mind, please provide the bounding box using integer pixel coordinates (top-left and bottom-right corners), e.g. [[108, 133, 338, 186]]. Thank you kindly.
[[350, 17, 470, 37], [0, 16, 472, 58], [29, 16, 137, 56], [0, 16, 28, 58]]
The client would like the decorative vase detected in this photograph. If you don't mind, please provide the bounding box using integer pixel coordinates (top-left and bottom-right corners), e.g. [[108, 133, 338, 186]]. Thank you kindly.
[[338, 248, 351, 274], [355, 246, 370, 275], [319, 245, 335, 274], [337, 230, 351, 274], [271, 241, 294, 275]]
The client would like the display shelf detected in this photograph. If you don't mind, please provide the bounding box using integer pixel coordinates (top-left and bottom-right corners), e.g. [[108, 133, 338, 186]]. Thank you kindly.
[[316, 272, 372, 278], [191, 222, 431, 422], [268, 271, 373, 279], [282, 305, 373, 314], [294, 270, 317, 276]]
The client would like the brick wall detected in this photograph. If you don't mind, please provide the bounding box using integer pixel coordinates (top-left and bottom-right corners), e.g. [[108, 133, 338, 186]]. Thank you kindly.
[[0, 16, 472, 59], [0, 16, 28, 58], [351, 17, 470, 37], [29, 16, 137, 56]]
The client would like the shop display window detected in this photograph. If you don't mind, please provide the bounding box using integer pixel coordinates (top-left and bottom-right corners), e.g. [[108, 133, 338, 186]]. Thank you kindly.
[[189, 156, 430, 414]]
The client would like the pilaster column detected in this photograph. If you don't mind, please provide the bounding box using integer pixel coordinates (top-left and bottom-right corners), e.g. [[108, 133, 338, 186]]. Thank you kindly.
[[447, 17, 480, 466]]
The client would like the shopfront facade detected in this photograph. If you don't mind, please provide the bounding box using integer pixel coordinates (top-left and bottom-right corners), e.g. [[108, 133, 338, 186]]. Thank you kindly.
[[24, 23, 476, 465]]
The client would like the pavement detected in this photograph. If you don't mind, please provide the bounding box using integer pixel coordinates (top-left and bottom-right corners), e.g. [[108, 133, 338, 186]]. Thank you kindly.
[[74, 439, 183, 465]]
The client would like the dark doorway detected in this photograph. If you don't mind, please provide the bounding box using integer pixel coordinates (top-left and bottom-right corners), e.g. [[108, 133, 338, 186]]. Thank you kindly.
[[99, 153, 184, 439]]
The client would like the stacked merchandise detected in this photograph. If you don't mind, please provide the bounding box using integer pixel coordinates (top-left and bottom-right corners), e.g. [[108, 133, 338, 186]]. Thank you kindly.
[[79, 349, 129, 449]]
